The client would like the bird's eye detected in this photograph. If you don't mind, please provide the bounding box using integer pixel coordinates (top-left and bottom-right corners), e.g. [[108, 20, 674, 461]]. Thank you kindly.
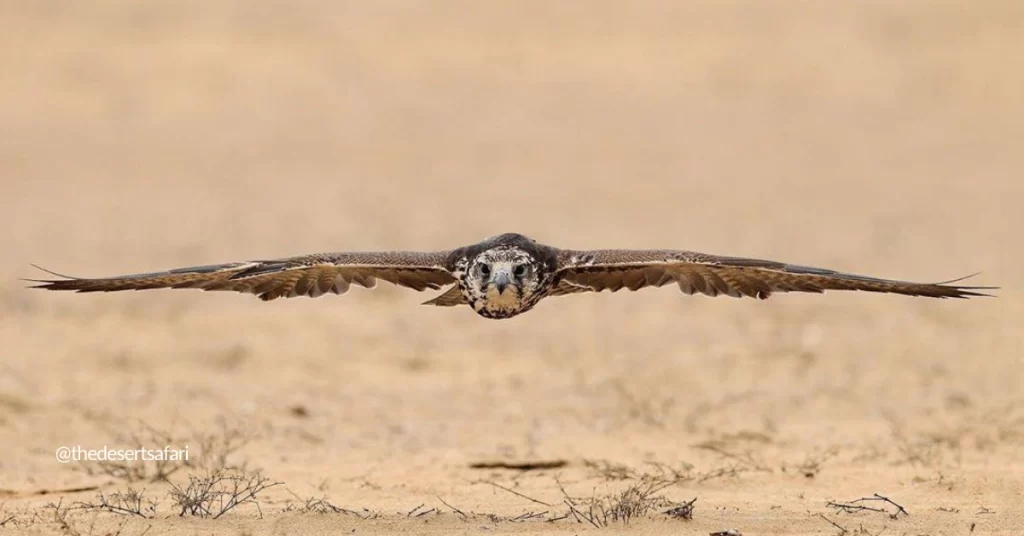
[[479, 264, 490, 276], [513, 265, 526, 277]]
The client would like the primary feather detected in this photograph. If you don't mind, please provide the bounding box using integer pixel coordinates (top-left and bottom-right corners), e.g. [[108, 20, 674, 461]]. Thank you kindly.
[[28, 233, 995, 317]]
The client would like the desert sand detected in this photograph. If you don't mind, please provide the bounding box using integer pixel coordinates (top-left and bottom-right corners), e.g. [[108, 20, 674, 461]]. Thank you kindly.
[[1, 1, 1022, 534]]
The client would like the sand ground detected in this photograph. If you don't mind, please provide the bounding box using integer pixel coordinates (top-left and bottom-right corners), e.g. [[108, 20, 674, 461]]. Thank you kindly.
[[1, 2, 1022, 534]]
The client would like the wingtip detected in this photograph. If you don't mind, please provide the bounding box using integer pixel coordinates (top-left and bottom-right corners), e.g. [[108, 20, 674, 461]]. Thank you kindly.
[[29, 264, 79, 280], [948, 286, 998, 299], [23, 264, 93, 291], [934, 272, 998, 298], [934, 272, 983, 286]]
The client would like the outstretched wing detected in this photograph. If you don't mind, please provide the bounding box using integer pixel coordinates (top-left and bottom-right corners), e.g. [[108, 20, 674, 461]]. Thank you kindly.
[[28, 251, 457, 302], [554, 250, 995, 300]]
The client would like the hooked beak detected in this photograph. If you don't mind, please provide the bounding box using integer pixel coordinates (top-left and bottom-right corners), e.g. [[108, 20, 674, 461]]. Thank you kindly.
[[493, 271, 512, 294]]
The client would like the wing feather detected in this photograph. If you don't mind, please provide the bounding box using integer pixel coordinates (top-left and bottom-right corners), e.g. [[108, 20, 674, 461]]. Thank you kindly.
[[28, 251, 457, 302], [555, 249, 995, 300]]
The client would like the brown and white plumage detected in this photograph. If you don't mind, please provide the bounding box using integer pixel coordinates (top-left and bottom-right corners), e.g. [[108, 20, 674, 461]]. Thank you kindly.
[[552, 249, 990, 300], [28, 233, 994, 319], [29, 251, 456, 302]]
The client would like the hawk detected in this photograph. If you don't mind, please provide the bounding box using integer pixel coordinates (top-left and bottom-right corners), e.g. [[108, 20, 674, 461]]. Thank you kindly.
[[28, 233, 994, 319]]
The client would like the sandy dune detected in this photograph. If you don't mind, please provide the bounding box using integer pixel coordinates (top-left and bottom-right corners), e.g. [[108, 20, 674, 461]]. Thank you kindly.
[[1, 2, 1022, 534]]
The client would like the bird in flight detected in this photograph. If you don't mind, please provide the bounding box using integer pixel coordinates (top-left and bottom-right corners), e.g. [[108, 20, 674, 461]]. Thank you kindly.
[[28, 233, 994, 319]]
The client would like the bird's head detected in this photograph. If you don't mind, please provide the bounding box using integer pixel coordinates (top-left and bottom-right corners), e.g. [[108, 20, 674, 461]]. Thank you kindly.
[[463, 246, 543, 318]]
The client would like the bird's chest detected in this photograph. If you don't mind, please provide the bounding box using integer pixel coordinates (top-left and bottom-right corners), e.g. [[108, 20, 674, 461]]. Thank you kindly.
[[459, 281, 525, 316], [482, 286, 523, 309]]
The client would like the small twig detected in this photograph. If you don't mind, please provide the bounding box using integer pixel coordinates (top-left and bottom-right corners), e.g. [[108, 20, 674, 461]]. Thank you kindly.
[[827, 501, 887, 514], [341, 507, 368, 518], [9, 485, 102, 496], [74, 488, 158, 519], [414, 507, 436, 518], [697, 464, 753, 482], [828, 493, 908, 520], [554, 478, 573, 502], [860, 494, 909, 518], [568, 499, 600, 528], [436, 496, 466, 519], [405, 503, 425, 517], [817, 513, 848, 534], [693, 444, 770, 472], [485, 481, 554, 507], [512, 510, 547, 521], [664, 497, 697, 520], [469, 460, 567, 471], [563, 499, 583, 524]]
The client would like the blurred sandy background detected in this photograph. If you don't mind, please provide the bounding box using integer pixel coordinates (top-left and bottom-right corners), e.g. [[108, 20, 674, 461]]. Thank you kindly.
[[1, 1, 1022, 534]]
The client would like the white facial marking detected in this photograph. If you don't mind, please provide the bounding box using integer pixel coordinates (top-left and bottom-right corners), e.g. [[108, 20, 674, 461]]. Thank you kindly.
[[461, 246, 543, 318]]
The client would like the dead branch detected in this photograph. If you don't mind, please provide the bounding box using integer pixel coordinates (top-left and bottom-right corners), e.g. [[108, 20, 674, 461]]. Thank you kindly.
[[436, 496, 467, 519], [167, 469, 281, 519], [817, 512, 848, 534], [828, 493, 908, 520], [470, 460, 567, 471], [484, 481, 554, 507], [664, 497, 697, 520], [75, 487, 157, 518]]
